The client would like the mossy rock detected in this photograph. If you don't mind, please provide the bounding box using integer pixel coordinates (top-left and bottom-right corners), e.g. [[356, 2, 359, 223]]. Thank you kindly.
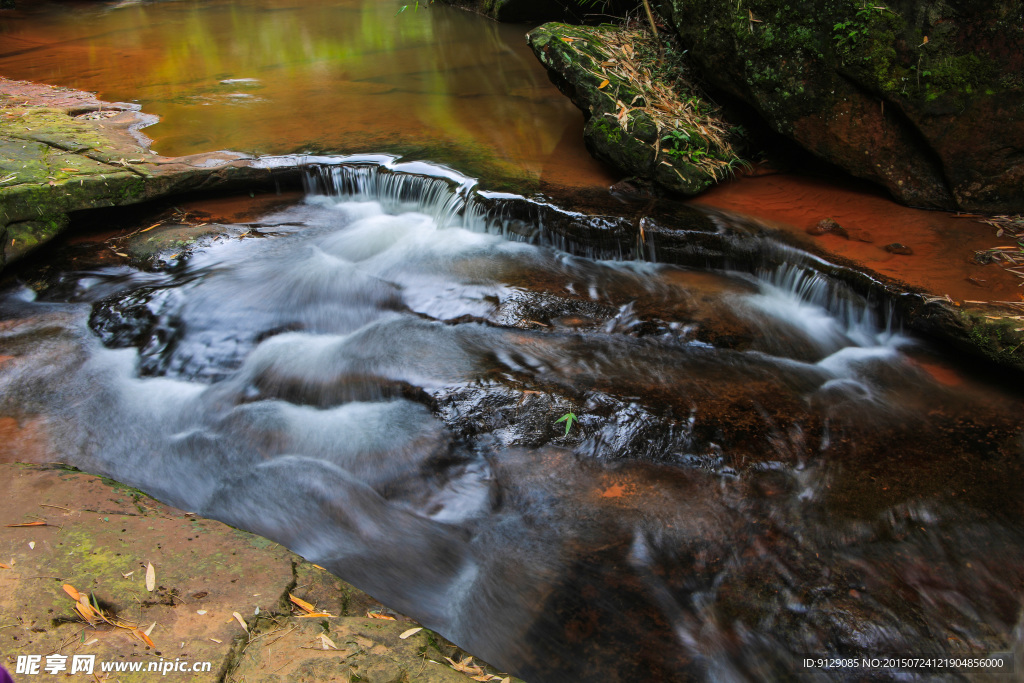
[[657, 0, 1024, 212], [528, 23, 734, 196]]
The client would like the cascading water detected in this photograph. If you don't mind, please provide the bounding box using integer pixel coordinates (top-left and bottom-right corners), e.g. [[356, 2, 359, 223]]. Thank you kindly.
[[1, 161, 1022, 681]]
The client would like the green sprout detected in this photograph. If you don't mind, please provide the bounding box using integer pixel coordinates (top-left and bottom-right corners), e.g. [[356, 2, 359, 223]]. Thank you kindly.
[[555, 412, 578, 436]]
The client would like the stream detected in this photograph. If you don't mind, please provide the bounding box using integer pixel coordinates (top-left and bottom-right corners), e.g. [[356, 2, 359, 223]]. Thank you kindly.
[[1, 1, 1024, 681]]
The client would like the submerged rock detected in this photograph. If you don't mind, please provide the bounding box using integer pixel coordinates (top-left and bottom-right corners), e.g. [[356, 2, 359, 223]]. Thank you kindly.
[[657, 0, 1024, 212]]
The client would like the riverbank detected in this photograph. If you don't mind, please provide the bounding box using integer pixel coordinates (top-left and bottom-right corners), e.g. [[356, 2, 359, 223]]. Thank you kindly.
[[0, 78, 286, 271], [0, 462, 518, 682]]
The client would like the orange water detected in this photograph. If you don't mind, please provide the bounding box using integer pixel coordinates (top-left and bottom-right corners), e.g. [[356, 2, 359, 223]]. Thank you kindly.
[[0, 0, 614, 191]]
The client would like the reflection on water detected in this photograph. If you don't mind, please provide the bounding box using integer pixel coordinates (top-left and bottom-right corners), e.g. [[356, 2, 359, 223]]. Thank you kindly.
[[0, 0, 612, 189], [1, 164, 1022, 680]]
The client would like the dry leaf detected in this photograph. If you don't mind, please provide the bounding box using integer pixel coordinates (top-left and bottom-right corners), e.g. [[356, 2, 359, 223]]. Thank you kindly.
[[196, 610, 207, 615], [83, 638, 98, 647], [61, 168, 78, 173], [63, 584, 81, 601], [145, 562, 155, 592], [27, 542, 35, 550], [144, 622, 156, 637], [121, 571, 134, 579], [209, 638, 222, 644], [319, 633, 338, 650], [399, 627, 423, 640], [0, 563, 10, 570], [289, 593, 316, 614], [73, 603, 96, 625], [366, 611, 396, 621], [312, 564, 326, 571], [445, 656, 484, 675], [296, 612, 335, 618], [598, 79, 610, 89], [6, 521, 47, 527], [135, 629, 155, 648], [232, 612, 248, 632]]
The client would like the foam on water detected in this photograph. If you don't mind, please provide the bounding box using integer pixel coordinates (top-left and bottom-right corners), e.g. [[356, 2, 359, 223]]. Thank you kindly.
[[2, 162, 1022, 681]]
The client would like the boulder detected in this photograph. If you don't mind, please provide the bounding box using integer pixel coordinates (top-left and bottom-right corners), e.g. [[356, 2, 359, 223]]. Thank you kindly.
[[528, 23, 745, 196], [656, 0, 1024, 212]]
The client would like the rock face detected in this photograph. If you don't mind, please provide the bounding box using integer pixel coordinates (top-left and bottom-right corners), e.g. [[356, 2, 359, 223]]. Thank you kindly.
[[528, 23, 743, 196], [0, 80, 293, 271], [657, 0, 1024, 212]]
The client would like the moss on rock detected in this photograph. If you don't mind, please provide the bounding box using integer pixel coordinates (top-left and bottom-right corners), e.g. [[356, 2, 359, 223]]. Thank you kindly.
[[657, 0, 1024, 212], [528, 22, 746, 196]]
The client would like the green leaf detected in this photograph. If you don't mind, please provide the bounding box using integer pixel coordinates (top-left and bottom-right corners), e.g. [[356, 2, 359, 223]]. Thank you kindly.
[[555, 412, 577, 436]]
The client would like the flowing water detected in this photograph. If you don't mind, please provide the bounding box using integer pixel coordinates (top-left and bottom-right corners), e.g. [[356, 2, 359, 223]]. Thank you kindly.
[[3, 160, 1023, 680], [2, 2, 1024, 682]]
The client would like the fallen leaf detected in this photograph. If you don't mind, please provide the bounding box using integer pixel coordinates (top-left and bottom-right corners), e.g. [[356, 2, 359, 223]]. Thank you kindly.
[[312, 564, 326, 571], [289, 593, 316, 614], [28, 542, 35, 550], [135, 629, 155, 648], [121, 571, 134, 579], [5, 521, 47, 527], [209, 638, 222, 644], [145, 562, 155, 592], [0, 563, 10, 570], [63, 584, 81, 601], [319, 633, 338, 650], [196, 610, 207, 615], [144, 622, 156, 637], [366, 611, 396, 620], [296, 612, 335, 618], [598, 79, 610, 89], [83, 638, 98, 647], [73, 601, 97, 625], [445, 656, 484, 675], [61, 168, 78, 173], [399, 627, 423, 640], [232, 611, 248, 632]]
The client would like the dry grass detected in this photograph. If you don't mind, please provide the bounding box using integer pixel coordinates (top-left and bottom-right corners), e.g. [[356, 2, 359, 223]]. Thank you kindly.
[[565, 25, 744, 179]]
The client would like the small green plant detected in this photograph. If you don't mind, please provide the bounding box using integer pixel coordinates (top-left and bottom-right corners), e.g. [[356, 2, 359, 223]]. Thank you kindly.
[[555, 412, 578, 436]]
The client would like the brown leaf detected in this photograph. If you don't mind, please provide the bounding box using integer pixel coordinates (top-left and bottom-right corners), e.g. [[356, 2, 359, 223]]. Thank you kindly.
[[5, 521, 47, 527], [296, 612, 335, 618], [319, 633, 338, 650], [0, 563, 10, 570], [73, 602, 97, 625], [145, 562, 155, 592], [598, 79, 610, 89], [232, 611, 248, 632], [289, 593, 316, 614], [399, 627, 423, 639], [62, 584, 81, 601], [366, 610, 396, 620], [61, 168, 78, 173], [135, 629, 155, 648]]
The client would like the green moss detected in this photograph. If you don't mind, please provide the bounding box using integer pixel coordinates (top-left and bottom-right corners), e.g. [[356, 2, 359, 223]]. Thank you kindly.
[[963, 312, 1024, 371]]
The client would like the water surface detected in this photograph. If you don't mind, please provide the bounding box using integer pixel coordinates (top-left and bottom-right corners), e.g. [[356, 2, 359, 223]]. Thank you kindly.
[[0, 0, 613, 189]]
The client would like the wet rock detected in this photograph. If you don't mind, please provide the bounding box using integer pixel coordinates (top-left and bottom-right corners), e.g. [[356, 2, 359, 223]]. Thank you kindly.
[[0, 79, 293, 271], [658, 0, 1024, 212], [885, 242, 914, 255], [806, 217, 849, 239]]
